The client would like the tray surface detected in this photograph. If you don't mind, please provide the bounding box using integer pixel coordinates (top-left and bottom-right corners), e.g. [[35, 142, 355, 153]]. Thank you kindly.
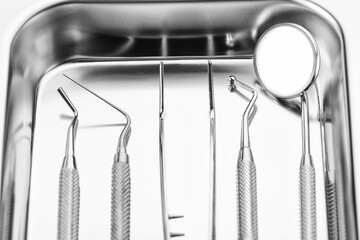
[[29, 59, 325, 239], [0, 1, 357, 240]]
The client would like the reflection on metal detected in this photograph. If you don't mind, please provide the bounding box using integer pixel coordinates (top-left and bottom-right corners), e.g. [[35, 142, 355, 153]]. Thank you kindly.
[[63, 75, 132, 240], [57, 88, 80, 240], [0, 1, 357, 240], [159, 62, 185, 239], [253, 24, 321, 240], [208, 61, 217, 240], [229, 75, 259, 240]]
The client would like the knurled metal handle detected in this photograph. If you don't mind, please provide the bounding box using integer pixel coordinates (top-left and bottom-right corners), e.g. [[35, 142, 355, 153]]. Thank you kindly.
[[57, 168, 80, 240], [299, 155, 316, 240], [111, 157, 131, 240], [325, 181, 339, 240], [237, 147, 258, 240]]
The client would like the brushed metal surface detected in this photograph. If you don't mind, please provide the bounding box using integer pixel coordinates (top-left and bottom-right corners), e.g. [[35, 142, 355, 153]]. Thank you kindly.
[[111, 158, 131, 240], [237, 147, 258, 240], [58, 167, 80, 240], [0, 1, 357, 240], [299, 154, 317, 240]]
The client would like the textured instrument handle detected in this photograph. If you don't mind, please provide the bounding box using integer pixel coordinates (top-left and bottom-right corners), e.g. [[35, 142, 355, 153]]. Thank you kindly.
[[237, 147, 258, 240], [299, 155, 316, 240], [111, 157, 131, 240], [325, 181, 339, 240], [57, 168, 80, 240]]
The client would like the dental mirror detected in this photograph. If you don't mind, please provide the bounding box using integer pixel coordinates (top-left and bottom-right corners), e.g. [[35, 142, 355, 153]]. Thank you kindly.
[[254, 23, 320, 99], [253, 23, 320, 240]]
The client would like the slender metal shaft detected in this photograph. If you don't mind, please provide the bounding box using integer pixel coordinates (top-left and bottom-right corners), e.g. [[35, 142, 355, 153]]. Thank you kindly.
[[158, 62, 185, 239], [57, 88, 80, 240], [229, 76, 258, 240], [228, 76, 258, 148], [58, 88, 78, 159], [299, 92, 316, 240], [62, 76, 132, 240], [159, 62, 171, 240], [229, 88, 257, 125], [208, 61, 216, 240], [62, 74, 131, 153], [301, 93, 310, 155]]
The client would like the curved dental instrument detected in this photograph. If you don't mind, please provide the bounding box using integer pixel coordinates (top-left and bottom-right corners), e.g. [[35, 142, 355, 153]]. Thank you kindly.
[[228, 75, 258, 240], [62, 74, 131, 240], [57, 87, 80, 240], [254, 23, 320, 240]]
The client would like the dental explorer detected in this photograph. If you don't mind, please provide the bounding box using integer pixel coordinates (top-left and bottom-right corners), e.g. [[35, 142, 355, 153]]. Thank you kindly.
[[57, 87, 80, 240], [62, 74, 131, 240], [228, 75, 258, 240]]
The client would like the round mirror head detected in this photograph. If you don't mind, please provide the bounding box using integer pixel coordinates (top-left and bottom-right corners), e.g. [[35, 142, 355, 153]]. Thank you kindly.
[[254, 23, 320, 99]]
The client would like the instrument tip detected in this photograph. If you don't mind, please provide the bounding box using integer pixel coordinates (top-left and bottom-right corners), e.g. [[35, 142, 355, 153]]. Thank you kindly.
[[58, 87, 78, 117]]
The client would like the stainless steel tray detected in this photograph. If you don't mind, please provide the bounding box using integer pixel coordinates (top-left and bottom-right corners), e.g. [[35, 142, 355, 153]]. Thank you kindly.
[[0, 1, 357, 239]]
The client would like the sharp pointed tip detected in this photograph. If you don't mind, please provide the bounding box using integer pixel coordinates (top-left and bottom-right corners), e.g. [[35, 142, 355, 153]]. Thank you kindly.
[[62, 74, 73, 82], [170, 233, 185, 238], [168, 214, 184, 219], [57, 87, 67, 98], [57, 88, 77, 115], [57, 87, 64, 94]]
